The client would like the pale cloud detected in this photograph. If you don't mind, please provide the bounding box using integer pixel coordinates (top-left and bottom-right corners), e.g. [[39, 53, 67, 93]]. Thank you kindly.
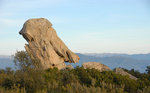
[[0, 0, 149, 54], [46, 16, 72, 24], [0, 18, 25, 34], [1, 0, 68, 10], [0, 18, 24, 26]]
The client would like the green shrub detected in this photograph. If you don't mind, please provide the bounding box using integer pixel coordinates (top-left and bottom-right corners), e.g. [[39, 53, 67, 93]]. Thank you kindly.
[[0, 51, 148, 93]]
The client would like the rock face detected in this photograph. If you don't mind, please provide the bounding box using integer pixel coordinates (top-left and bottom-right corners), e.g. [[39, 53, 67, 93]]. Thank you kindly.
[[19, 18, 80, 69], [82, 62, 111, 72], [114, 68, 138, 80]]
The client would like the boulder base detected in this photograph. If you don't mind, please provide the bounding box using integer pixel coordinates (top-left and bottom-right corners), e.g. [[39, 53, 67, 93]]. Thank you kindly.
[[114, 68, 138, 80], [82, 62, 111, 72]]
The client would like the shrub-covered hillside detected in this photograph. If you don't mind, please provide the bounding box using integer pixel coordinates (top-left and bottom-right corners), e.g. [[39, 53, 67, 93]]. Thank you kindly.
[[0, 51, 149, 93], [0, 67, 150, 93]]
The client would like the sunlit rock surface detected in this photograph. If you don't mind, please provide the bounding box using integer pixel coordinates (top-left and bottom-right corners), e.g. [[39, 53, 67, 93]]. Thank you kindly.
[[19, 18, 80, 69], [82, 62, 111, 72]]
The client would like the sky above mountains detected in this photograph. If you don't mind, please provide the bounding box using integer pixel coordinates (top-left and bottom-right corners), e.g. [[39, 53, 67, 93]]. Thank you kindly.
[[0, 0, 150, 55]]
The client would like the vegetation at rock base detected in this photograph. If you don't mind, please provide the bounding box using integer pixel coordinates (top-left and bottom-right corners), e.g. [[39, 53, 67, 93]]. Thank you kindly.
[[0, 51, 150, 93]]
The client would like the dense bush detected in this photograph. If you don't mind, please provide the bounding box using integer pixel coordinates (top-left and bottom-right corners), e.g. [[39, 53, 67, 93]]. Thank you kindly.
[[0, 51, 150, 93], [0, 67, 150, 93]]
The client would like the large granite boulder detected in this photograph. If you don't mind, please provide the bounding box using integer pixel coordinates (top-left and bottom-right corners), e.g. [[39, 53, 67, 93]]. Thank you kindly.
[[19, 18, 80, 69], [114, 68, 138, 80], [82, 62, 111, 72]]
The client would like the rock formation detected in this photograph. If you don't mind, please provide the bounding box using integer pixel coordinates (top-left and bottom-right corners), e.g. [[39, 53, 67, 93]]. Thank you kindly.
[[82, 62, 111, 72], [114, 68, 138, 80], [19, 18, 80, 69]]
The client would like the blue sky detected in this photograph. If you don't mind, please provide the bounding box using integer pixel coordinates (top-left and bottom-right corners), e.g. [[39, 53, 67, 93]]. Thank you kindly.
[[0, 0, 150, 55]]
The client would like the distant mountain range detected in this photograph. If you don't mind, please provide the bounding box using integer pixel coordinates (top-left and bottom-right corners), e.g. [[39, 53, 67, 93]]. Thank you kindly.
[[68, 53, 150, 73], [0, 53, 150, 72], [83, 53, 150, 60], [0, 56, 15, 69]]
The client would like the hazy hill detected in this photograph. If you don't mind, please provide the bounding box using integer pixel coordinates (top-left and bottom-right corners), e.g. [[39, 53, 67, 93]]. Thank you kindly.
[[0, 56, 15, 69], [67, 53, 150, 73], [84, 53, 150, 60], [0, 53, 150, 72]]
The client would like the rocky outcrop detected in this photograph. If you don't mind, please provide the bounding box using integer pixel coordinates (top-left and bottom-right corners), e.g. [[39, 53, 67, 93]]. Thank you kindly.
[[114, 68, 138, 80], [19, 18, 80, 69], [82, 62, 111, 72]]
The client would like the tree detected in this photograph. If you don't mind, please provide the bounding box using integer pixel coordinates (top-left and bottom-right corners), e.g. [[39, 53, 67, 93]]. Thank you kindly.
[[146, 66, 150, 74], [13, 51, 41, 72]]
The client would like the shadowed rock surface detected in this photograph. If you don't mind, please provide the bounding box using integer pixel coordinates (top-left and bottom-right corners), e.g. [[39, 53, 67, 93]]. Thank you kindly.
[[82, 62, 111, 72], [114, 68, 138, 80], [19, 18, 80, 69]]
